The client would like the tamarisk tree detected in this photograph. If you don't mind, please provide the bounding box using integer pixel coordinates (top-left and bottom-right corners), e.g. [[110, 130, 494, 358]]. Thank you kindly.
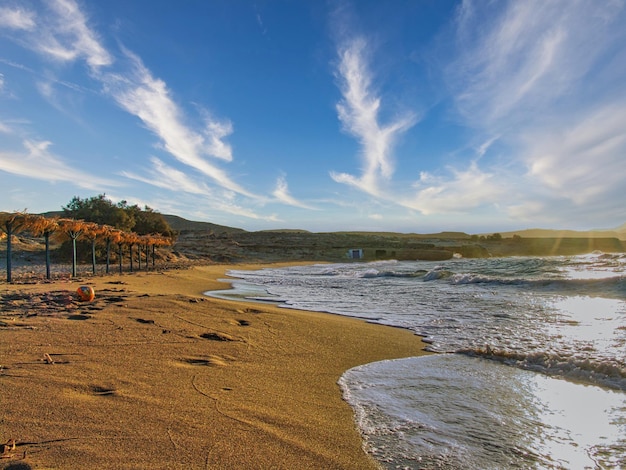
[[126, 232, 139, 272], [30, 215, 59, 280], [150, 234, 172, 268], [0, 211, 32, 283], [57, 218, 87, 277], [100, 225, 118, 274], [83, 222, 105, 275]]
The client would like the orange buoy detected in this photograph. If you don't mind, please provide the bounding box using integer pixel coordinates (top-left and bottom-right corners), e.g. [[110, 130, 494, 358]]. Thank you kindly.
[[76, 285, 95, 302]]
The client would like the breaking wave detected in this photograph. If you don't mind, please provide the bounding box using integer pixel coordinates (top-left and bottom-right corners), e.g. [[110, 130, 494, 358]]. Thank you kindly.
[[458, 346, 626, 391]]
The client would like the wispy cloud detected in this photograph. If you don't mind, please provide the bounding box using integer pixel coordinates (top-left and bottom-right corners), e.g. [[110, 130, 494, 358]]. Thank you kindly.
[[0, 139, 118, 190], [449, 1, 625, 129], [0, 120, 11, 134], [0, 0, 272, 218], [435, 0, 626, 223], [120, 157, 213, 196], [1, 0, 111, 69], [101, 49, 256, 198], [272, 175, 317, 209], [0, 6, 36, 30], [121, 157, 277, 220], [404, 162, 505, 215], [522, 102, 626, 205], [331, 37, 416, 196], [41, 0, 112, 69]]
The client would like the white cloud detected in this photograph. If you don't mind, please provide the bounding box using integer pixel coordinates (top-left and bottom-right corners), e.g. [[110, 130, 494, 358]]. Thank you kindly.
[[403, 162, 504, 215], [0, 0, 269, 219], [203, 117, 234, 162], [272, 175, 317, 209], [331, 37, 416, 196], [449, 0, 626, 131], [121, 158, 277, 221], [41, 0, 112, 69], [0, 139, 118, 190], [102, 50, 255, 198], [121, 157, 213, 196], [0, 0, 112, 70], [523, 102, 626, 204], [435, 0, 626, 225], [0, 6, 36, 30]]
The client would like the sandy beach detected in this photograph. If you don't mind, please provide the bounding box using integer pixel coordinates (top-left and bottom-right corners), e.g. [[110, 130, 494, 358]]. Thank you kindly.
[[1, 263, 428, 469]]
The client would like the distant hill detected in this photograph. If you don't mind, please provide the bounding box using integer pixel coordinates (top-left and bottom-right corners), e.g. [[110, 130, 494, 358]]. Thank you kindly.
[[333, 231, 471, 239], [41, 211, 246, 235], [498, 225, 626, 241], [257, 228, 312, 233], [40, 210, 626, 241], [162, 215, 246, 234]]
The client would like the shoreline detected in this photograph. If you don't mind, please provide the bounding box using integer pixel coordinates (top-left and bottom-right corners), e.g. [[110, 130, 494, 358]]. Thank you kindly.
[[1, 263, 429, 469]]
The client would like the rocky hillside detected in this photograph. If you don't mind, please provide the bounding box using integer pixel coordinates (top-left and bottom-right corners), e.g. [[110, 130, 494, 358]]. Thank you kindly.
[[4, 215, 626, 270]]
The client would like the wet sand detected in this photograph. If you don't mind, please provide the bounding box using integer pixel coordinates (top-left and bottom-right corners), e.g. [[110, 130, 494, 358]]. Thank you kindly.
[[1, 263, 428, 469]]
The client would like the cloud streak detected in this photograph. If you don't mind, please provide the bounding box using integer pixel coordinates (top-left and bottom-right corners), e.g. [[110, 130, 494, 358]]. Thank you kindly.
[[452, 0, 626, 222], [0, 0, 277, 218], [404, 163, 505, 215], [101, 49, 256, 198], [4, 0, 112, 69], [523, 103, 626, 205], [0, 139, 118, 190], [120, 157, 213, 196], [272, 175, 317, 210], [328, 1, 626, 228], [0, 6, 36, 30], [451, 0, 626, 130], [331, 37, 416, 196]]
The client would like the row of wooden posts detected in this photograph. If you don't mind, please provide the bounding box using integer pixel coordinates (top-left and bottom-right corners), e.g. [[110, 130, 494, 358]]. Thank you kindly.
[[0, 211, 173, 283]]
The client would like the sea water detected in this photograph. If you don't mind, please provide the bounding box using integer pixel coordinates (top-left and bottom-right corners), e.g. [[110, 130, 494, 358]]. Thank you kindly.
[[209, 254, 626, 469]]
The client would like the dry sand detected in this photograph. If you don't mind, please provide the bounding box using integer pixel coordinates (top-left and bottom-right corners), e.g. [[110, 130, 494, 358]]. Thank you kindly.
[[1, 263, 429, 469]]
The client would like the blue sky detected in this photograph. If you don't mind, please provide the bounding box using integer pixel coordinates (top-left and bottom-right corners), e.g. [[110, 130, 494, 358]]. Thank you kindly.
[[1, 0, 625, 233]]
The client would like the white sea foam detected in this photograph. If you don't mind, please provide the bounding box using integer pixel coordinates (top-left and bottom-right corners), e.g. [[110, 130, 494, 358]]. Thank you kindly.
[[340, 355, 626, 469], [214, 254, 626, 467]]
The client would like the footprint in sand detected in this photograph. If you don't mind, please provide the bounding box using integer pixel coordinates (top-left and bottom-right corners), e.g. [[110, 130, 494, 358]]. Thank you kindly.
[[176, 356, 228, 367], [199, 332, 236, 341], [237, 308, 263, 315], [67, 314, 91, 321], [90, 385, 117, 396]]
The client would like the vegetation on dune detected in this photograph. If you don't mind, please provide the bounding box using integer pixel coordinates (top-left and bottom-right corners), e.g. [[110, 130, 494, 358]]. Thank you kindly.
[[0, 195, 175, 282], [63, 194, 175, 237]]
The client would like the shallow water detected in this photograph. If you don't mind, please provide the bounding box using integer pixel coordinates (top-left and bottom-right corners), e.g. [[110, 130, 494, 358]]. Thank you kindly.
[[209, 254, 626, 468], [340, 355, 626, 469]]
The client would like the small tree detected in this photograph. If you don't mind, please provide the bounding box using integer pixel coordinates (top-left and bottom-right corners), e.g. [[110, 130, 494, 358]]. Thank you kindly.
[[115, 230, 125, 274], [57, 218, 87, 277], [150, 235, 172, 268], [138, 235, 149, 270], [63, 194, 134, 231], [0, 211, 32, 283], [100, 225, 118, 274], [30, 215, 59, 280], [125, 232, 139, 273], [83, 222, 104, 275]]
